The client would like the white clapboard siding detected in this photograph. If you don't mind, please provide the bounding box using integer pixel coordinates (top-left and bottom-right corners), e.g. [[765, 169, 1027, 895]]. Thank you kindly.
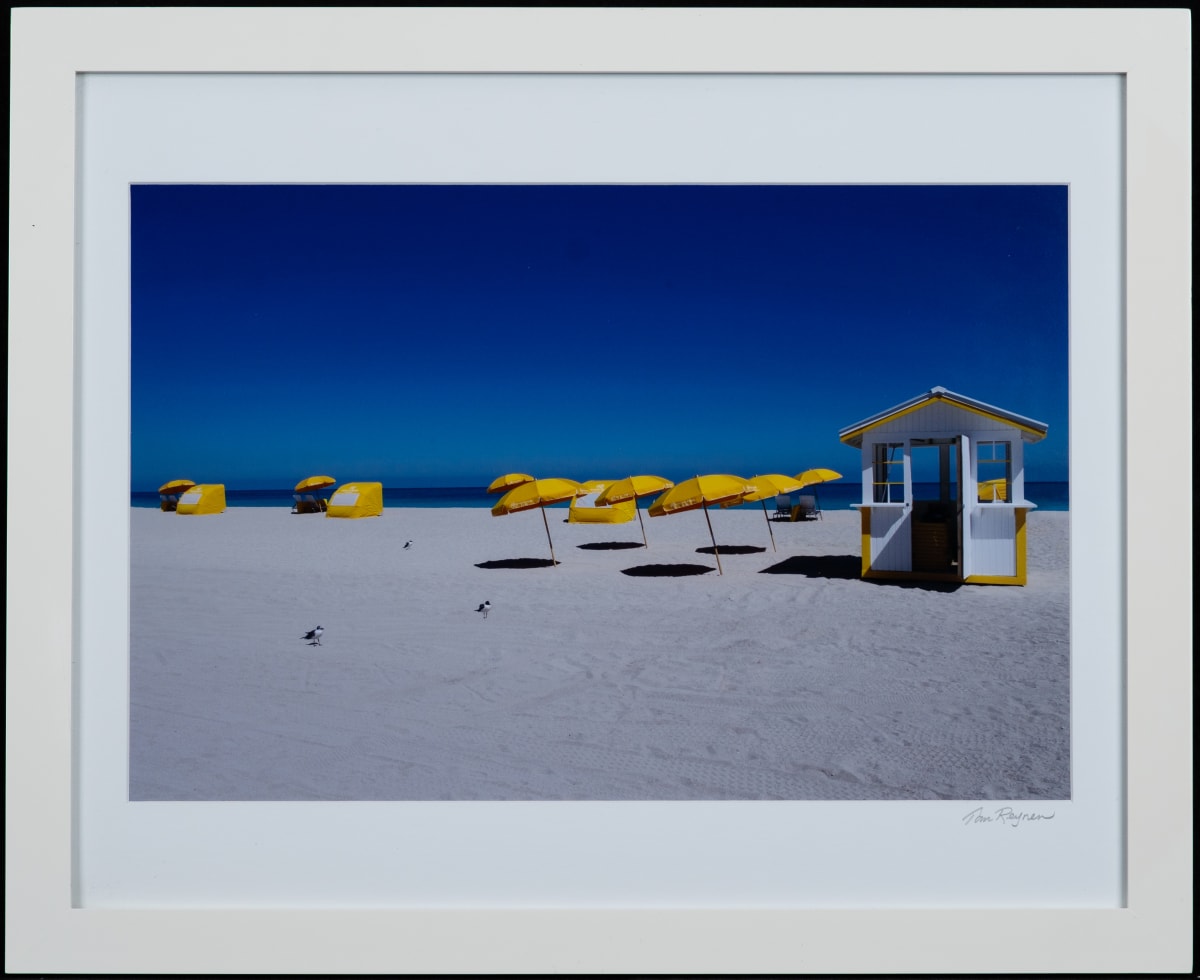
[[870, 401, 990, 439], [970, 506, 1016, 576], [870, 507, 911, 571]]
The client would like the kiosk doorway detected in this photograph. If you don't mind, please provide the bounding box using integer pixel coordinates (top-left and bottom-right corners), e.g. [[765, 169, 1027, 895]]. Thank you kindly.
[[910, 438, 962, 575]]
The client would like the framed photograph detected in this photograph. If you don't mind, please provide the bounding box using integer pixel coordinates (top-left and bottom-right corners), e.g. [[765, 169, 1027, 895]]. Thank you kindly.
[[7, 8, 1190, 975]]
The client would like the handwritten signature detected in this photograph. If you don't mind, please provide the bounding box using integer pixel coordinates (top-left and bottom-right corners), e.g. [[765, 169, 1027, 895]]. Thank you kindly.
[[962, 805, 1056, 828]]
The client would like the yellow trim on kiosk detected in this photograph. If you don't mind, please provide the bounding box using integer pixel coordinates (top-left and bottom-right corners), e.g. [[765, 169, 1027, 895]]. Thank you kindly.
[[1015, 507, 1028, 584], [860, 508, 871, 577], [839, 400, 928, 444]]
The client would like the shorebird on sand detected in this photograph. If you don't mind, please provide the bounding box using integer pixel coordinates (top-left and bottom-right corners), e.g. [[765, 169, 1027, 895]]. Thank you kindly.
[[301, 626, 325, 646], [475, 601, 491, 619]]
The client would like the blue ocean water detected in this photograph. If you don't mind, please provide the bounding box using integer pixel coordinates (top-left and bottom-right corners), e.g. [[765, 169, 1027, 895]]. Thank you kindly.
[[132, 482, 1069, 511]]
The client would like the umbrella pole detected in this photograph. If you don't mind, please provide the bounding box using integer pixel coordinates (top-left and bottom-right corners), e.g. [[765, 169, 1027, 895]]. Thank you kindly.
[[762, 500, 776, 551], [635, 499, 648, 547], [703, 505, 723, 575], [541, 507, 557, 566]]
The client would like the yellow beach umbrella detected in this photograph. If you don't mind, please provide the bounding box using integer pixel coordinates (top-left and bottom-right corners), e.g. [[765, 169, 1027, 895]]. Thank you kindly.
[[491, 477, 585, 566], [793, 468, 842, 518], [292, 474, 337, 514], [647, 474, 756, 575], [157, 478, 196, 512], [294, 474, 336, 493], [594, 474, 675, 547], [741, 474, 806, 552], [487, 473, 536, 494], [794, 468, 842, 489], [158, 479, 196, 495]]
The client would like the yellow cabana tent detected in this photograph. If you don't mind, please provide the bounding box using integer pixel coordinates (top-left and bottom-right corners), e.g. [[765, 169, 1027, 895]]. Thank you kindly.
[[326, 481, 383, 519], [175, 484, 226, 515], [567, 481, 636, 525], [978, 478, 1008, 502]]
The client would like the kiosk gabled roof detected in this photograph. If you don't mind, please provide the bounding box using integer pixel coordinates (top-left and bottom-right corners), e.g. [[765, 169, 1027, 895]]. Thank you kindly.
[[838, 386, 1049, 447]]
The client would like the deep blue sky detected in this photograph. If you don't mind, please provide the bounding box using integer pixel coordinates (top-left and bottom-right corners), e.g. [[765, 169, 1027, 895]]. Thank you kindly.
[[131, 184, 1068, 490]]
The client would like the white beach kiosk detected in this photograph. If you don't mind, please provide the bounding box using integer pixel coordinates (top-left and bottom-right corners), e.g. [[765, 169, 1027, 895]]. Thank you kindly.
[[838, 387, 1048, 586]]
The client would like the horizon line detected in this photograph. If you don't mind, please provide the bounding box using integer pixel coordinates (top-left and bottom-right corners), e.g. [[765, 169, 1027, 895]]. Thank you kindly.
[[132, 478, 1072, 493]]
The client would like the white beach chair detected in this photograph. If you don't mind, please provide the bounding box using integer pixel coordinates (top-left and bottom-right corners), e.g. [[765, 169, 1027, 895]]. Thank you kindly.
[[792, 494, 820, 521]]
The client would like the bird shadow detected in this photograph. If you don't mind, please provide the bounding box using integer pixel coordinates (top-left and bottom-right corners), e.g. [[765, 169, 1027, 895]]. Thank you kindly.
[[620, 563, 715, 577], [696, 545, 766, 556], [577, 541, 645, 551], [475, 558, 559, 569]]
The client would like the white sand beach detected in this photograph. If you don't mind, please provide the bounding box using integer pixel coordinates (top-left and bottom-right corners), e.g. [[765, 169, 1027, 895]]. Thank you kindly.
[[130, 506, 1070, 802]]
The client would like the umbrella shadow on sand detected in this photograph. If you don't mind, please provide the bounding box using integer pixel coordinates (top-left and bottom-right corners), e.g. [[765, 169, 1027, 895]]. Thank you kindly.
[[696, 545, 766, 556], [759, 555, 861, 578], [577, 541, 645, 551], [759, 555, 963, 591], [475, 558, 559, 570], [620, 563, 715, 577]]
